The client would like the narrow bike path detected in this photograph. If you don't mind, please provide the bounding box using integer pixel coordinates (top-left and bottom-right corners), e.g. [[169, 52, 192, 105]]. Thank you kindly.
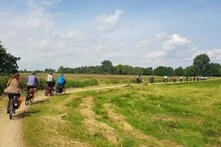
[[0, 84, 127, 147], [0, 99, 28, 147]]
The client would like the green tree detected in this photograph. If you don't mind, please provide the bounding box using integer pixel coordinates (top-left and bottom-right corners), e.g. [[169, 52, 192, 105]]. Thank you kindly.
[[0, 41, 20, 75], [115, 64, 123, 75], [144, 67, 153, 75], [101, 60, 114, 74], [193, 54, 210, 76], [44, 68, 56, 73], [175, 67, 184, 76], [58, 66, 64, 73], [184, 66, 197, 76], [208, 63, 221, 76], [154, 66, 174, 76]]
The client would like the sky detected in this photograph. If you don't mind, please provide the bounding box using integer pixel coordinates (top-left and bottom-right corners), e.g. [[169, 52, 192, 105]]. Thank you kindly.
[[0, 0, 221, 70]]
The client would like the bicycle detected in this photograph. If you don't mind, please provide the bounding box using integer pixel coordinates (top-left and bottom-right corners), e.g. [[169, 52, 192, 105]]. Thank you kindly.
[[8, 95, 19, 120], [45, 85, 54, 96], [25, 88, 35, 105]]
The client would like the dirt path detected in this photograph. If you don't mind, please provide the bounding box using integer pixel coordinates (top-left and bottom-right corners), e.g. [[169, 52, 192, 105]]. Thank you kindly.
[[0, 84, 127, 147], [0, 99, 28, 147]]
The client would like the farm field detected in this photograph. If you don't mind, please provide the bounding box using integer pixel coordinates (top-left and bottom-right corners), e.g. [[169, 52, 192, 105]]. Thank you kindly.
[[20, 79, 221, 147]]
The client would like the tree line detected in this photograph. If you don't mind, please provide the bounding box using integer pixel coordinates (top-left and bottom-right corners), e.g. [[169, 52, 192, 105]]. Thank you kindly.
[[1, 41, 221, 76], [27, 54, 220, 77]]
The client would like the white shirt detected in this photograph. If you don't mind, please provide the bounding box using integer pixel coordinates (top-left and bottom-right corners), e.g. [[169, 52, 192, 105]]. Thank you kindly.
[[47, 74, 53, 82]]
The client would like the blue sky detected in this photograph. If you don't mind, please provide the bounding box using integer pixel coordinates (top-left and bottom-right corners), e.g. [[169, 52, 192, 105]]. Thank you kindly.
[[0, 0, 221, 70]]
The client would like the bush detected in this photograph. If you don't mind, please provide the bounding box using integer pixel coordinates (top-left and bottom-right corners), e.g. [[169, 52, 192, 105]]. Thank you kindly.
[[0, 76, 10, 94], [66, 79, 98, 88]]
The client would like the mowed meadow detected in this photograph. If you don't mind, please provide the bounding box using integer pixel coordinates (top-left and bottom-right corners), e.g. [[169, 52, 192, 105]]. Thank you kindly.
[[13, 74, 220, 147]]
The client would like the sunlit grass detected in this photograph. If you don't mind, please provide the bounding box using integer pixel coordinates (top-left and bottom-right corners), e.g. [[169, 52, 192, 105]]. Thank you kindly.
[[23, 80, 221, 146]]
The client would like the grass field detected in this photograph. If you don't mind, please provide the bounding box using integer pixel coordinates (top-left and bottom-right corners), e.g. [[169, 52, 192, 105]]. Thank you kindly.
[[22, 79, 221, 147]]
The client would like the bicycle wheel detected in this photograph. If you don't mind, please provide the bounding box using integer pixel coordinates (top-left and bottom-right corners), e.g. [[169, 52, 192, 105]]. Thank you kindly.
[[25, 95, 29, 105], [45, 91, 48, 96], [8, 99, 13, 120]]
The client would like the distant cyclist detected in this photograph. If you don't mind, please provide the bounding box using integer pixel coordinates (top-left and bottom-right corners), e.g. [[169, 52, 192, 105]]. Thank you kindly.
[[4, 73, 22, 114], [56, 73, 66, 93], [47, 73, 55, 89], [136, 75, 142, 83], [27, 72, 38, 95]]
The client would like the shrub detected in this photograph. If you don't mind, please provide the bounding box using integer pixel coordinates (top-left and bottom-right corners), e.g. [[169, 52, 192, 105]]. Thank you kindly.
[[0, 76, 10, 94], [66, 79, 98, 88]]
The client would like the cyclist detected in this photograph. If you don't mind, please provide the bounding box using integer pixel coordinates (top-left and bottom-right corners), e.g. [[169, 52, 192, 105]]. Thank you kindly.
[[46, 73, 55, 95], [4, 73, 22, 114], [27, 72, 38, 98], [56, 73, 66, 93], [136, 75, 142, 83]]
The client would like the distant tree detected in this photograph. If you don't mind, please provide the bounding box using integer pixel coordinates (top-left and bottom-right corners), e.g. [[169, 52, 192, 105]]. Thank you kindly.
[[0, 41, 20, 75], [175, 67, 184, 76], [115, 64, 123, 75], [134, 67, 145, 75], [101, 60, 114, 74], [154, 66, 174, 76], [184, 66, 197, 76], [44, 68, 56, 73], [193, 54, 210, 76], [144, 67, 153, 75], [122, 65, 135, 75], [208, 63, 221, 76], [35, 70, 43, 73], [167, 67, 174, 76], [58, 66, 64, 73]]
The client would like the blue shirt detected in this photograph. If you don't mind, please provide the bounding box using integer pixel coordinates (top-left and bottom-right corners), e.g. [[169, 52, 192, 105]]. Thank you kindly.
[[57, 75, 65, 84]]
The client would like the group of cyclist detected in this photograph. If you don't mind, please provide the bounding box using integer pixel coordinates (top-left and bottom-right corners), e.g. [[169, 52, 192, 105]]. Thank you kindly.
[[4, 72, 66, 118], [46, 73, 66, 95]]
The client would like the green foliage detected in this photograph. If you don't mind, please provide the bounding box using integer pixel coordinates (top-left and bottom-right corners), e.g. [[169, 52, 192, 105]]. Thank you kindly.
[[193, 54, 210, 76], [44, 68, 56, 73], [175, 66, 184, 76], [0, 41, 20, 75], [0, 76, 9, 94], [101, 60, 115, 74], [154, 66, 174, 76], [208, 63, 221, 76], [144, 67, 153, 75], [184, 66, 197, 76], [66, 79, 98, 88]]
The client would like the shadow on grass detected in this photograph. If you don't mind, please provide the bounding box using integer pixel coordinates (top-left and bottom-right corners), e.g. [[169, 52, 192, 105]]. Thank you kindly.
[[30, 99, 49, 105], [14, 110, 40, 119]]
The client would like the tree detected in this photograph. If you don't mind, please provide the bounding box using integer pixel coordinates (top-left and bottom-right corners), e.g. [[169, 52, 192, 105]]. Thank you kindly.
[[208, 63, 221, 76], [175, 67, 184, 76], [44, 68, 56, 73], [184, 66, 197, 76], [115, 64, 123, 75], [144, 67, 153, 75], [0, 41, 20, 75], [153, 66, 174, 76], [58, 66, 64, 73], [193, 54, 210, 76], [101, 60, 114, 74]]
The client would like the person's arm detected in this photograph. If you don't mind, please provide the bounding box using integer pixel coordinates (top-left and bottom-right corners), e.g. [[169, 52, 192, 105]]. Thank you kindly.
[[6, 79, 12, 87]]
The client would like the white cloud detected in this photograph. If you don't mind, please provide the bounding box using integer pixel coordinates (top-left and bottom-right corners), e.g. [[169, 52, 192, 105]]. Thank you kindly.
[[207, 49, 221, 62], [145, 51, 166, 60], [142, 33, 198, 67], [163, 34, 191, 51], [95, 10, 123, 31]]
